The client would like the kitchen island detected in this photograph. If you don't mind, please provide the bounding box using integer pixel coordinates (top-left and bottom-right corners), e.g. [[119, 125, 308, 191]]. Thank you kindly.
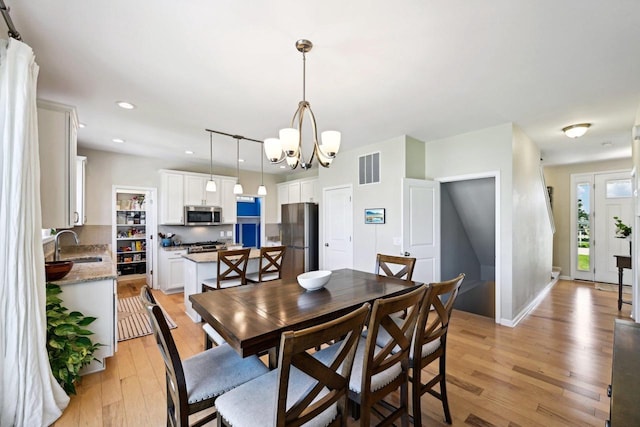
[[183, 249, 261, 322], [49, 244, 117, 374]]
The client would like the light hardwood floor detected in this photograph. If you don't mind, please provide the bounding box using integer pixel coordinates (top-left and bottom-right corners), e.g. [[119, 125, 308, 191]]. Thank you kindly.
[[53, 279, 630, 426]]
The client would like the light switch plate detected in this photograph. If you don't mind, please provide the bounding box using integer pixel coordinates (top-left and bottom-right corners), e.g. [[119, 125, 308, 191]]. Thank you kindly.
[[393, 237, 401, 246], [226, 231, 232, 237], [220, 231, 225, 237]]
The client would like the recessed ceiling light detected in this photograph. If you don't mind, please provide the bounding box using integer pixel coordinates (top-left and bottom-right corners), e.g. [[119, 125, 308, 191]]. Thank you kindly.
[[185, 150, 194, 155], [112, 138, 125, 143], [116, 101, 136, 110], [280, 165, 286, 169], [562, 123, 591, 138], [602, 141, 613, 147], [78, 122, 86, 128]]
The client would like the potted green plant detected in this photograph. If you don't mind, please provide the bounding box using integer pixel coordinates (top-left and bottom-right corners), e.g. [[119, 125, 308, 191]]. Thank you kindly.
[[46, 283, 102, 395], [613, 216, 632, 238]]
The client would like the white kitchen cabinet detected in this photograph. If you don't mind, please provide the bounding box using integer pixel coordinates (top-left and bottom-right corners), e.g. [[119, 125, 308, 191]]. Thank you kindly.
[[184, 174, 220, 207], [220, 177, 238, 224], [59, 278, 116, 374], [38, 100, 78, 229], [276, 178, 318, 222], [75, 156, 87, 225], [159, 171, 184, 224], [288, 181, 301, 203], [300, 179, 319, 203], [277, 183, 289, 223], [158, 248, 187, 294]]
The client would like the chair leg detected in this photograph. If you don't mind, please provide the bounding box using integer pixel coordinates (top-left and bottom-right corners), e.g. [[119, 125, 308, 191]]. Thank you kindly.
[[439, 356, 452, 424], [204, 333, 212, 350], [400, 378, 410, 427], [411, 368, 423, 427]]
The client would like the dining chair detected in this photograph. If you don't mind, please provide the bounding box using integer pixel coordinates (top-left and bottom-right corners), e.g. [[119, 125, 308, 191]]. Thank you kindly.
[[375, 254, 416, 282], [410, 273, 464, 425], [140, 286, 269, 427], [202, 248, 251, 291], [246, 245, 286, 283], [215, 303, 371, 427], [347, 284, 427, 427]]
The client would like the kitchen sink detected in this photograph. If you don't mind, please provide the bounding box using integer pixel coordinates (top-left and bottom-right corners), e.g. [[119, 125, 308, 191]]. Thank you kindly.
[[67, 256, 103, 263]]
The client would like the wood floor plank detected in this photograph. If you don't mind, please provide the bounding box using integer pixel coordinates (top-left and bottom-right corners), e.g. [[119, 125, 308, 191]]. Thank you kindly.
[[51, 278, 631, 426]]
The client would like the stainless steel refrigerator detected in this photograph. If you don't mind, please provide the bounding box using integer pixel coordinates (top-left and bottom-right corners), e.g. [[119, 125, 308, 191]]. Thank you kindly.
[[281, 202, 319, 280]]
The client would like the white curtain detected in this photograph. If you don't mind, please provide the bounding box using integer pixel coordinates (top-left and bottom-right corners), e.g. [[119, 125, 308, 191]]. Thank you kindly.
[[0, 38, 69, 426]]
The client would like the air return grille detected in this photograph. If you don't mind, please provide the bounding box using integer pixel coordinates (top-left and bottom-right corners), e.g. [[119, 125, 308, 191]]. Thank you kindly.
[[358, 152, 380, 185]]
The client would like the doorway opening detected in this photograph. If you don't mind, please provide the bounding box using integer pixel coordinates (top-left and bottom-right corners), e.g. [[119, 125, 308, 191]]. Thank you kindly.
[[236, 196, 262, 248], [440, 176, 497, 319]]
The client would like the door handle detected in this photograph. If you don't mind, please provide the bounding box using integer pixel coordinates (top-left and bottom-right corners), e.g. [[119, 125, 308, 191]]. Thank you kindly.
[[403, 251, 410, 256], [325, 243, 329, 247], [74, 211, 79, 223]]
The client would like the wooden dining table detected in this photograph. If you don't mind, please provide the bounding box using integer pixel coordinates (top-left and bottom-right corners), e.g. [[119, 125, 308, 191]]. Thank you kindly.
[[189, 268, 418, 366]]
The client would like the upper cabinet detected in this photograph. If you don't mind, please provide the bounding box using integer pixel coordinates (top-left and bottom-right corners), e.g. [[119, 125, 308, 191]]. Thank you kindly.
[[38, 100, 78, 229], [220, 178, 238, 224], [159, 170, 237, 225], [184, 174, 220, 207], [159, 171, 185, 224], [75, 156, 87, 226], [276, 178, 319, 223]]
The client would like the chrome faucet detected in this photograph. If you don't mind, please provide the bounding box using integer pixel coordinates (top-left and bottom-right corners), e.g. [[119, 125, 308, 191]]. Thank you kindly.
[[54, 230, 79, 261]]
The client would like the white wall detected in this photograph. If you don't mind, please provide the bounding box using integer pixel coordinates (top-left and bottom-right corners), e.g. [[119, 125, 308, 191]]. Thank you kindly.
[[633, 104, 640, 322], [511, 126, 553, 317], [318, 135, 417, 272], [78, 148, 281, 225], [425, 123, 514, 319], [544, 158, 632, 278]]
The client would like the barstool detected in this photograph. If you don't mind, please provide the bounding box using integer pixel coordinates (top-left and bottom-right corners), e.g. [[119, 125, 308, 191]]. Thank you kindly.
[[245, 245, 286, 283]]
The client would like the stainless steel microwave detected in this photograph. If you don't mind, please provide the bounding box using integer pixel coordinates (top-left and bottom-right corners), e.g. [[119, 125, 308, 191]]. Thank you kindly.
[[184, 206, 222, 225]]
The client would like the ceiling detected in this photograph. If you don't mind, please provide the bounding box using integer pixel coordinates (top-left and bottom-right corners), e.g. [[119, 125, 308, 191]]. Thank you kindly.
[[4, 1, 639, 174]]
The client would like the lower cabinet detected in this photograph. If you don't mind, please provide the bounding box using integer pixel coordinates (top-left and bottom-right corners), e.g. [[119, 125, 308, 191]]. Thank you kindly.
[[58, 278, 116, 375], [158, 249, 187, 294]]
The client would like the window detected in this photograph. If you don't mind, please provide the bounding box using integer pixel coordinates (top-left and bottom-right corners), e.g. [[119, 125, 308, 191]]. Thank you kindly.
[[606, 179, 632, 198]]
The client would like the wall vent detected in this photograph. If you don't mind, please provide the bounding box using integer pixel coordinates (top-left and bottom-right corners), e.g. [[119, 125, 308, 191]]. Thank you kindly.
[[358, 152, 380, 185]]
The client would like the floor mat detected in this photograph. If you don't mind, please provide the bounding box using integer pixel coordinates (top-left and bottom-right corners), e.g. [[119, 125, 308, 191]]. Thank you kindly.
[[118, 295, 176, 341]]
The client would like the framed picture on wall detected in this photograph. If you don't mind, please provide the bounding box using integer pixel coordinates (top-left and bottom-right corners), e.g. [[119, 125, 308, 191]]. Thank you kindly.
[[365, 208, 385, 224]]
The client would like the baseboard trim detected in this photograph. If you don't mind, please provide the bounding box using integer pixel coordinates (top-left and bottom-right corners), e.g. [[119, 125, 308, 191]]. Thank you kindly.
[[500, 274, 559, 328]]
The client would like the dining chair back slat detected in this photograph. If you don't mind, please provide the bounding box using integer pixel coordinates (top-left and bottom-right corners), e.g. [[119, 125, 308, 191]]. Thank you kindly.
[[411, 273, 464, 426], [247, 245, 286, 283], [375, 254, 416, 282], [351, 284, 427, 426]]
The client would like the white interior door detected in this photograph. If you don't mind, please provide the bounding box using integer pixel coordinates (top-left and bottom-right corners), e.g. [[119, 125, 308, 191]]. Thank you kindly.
[[594, 172, 633, 284], [322, 185, 353, 270], [402, 178, 440, 284]]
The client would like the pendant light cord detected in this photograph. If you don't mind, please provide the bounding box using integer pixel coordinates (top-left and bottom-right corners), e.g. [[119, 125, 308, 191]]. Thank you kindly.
[[209, 132, 214, 179]]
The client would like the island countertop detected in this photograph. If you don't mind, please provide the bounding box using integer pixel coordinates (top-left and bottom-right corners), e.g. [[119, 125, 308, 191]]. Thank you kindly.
[[183, 248, 261, 263], [50, 244, 117, 285]]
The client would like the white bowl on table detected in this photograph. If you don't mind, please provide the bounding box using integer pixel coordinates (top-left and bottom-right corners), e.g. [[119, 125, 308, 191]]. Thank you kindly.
[[297, 270, 332, 291]]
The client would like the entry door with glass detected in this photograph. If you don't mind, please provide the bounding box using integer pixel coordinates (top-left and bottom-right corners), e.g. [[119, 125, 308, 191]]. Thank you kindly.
[[571, 171, 632, 284]]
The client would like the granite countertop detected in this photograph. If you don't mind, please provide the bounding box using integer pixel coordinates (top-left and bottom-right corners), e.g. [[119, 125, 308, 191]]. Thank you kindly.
[[49, 244, 117, 285], [183, 248, 261, 263]]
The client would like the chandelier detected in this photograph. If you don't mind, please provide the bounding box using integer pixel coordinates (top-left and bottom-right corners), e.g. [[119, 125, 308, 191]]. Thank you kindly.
[[264, 39, 341, 170]]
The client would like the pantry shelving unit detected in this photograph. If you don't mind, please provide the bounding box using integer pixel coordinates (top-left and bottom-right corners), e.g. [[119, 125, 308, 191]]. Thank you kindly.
[[114, 192, 148, 281]]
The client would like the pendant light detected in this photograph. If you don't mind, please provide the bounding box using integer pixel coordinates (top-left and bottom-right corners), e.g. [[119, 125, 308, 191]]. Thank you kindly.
[[264, 39, 341, 170], [257, 144, 267, 196], [205, 132, 217, 192], [233, 138, 244, 195]]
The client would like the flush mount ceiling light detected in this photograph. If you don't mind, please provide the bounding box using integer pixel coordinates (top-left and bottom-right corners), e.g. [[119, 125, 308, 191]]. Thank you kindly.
[[562, 123, 591, 138], [205, 132, 217, 192], [116, 101, 136, 110], [112, 138, 125, 143], [264, 39, 341, 170]]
